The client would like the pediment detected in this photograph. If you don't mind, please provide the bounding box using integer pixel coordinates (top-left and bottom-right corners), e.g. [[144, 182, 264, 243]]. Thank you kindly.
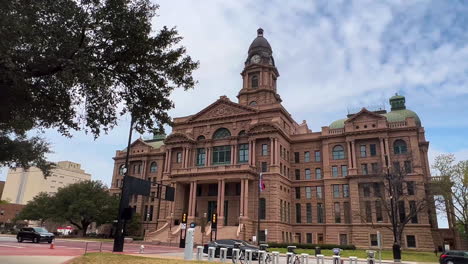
[[248, 122, 280, 134], [345, 108, 385, 123], [164, 133, 195, 144], [187, 96, 257, 122]]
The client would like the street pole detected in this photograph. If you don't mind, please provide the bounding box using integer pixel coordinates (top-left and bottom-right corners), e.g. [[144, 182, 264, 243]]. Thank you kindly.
[[113, 114, 134, 252], [385, 155, 401, 262]]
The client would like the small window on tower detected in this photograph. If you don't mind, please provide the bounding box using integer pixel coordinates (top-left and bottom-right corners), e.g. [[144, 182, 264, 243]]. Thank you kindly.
[[251, 75, 259, 88], [249, 101, 257, 106]]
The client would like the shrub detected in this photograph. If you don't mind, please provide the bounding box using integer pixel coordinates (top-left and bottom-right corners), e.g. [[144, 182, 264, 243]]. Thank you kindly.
[[268, 242, 356, 250]]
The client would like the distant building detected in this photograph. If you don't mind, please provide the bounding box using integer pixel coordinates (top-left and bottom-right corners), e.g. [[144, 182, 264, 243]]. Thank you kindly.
[[0, 181, 4, 200], [0, 203, 25, 225], [1, 161, 91, 204]]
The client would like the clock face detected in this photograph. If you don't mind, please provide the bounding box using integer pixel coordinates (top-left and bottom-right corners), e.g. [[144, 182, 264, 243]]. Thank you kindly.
[[250, 55, 261, 64]]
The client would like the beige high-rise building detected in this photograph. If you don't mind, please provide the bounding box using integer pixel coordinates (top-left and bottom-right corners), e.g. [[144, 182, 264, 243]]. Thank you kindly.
[[1, 161, 91, 204]]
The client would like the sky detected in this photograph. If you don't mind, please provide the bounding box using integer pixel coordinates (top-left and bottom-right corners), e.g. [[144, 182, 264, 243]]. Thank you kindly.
[[2, 0, 468, 227]]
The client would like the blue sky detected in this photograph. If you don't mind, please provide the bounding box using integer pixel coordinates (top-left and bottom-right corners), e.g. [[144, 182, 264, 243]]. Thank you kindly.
[[2, 0, 468, 227]]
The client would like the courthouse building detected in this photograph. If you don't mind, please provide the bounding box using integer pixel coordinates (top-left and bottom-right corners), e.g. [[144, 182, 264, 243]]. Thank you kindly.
[[110, 29, 459, 250]]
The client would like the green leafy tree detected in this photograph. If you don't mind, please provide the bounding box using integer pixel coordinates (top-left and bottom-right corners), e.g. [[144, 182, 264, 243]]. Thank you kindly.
[[432, 154, 468, 238], [126, 213, 142, 236], [0, 0, 199, 175], [53, 181, 119, 236], [16, 193, 54, 225]]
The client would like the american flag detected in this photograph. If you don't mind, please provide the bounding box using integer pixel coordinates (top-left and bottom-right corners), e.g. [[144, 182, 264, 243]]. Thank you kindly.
[[259, 173, 266, 192]]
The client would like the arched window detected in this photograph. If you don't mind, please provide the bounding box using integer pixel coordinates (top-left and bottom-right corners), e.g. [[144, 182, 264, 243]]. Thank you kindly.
[[251, 75, 259, 88], [259, 198, 266, 220], [150, 162, 158, 173], [249, 101, 257, 106], [197, 135, 206, 141], [213, 128, 231, 139], [394, 140, 408, 154], [238, 130, 247, 136], [332, 145, 345, 160], [119, 164, 125, 176]]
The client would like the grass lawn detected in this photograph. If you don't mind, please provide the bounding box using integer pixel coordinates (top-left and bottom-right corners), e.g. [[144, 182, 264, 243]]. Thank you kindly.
[[70, 253, 205, 264], [270, 248, 439, 263]]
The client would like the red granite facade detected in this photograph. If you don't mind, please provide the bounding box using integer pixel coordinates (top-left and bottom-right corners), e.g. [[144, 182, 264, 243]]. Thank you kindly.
[[110, 29, 460, 250]]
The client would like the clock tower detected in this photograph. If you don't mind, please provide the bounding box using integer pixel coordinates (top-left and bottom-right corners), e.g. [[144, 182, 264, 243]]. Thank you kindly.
[[238, 28, 281, 106]]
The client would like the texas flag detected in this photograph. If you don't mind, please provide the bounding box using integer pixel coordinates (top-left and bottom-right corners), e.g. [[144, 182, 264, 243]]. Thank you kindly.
[[259, 173, 266, 192]]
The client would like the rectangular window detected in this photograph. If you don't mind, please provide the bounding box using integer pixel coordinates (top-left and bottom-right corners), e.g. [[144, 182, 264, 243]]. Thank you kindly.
[[410, 201, 418, 223], [238, 144, 249, 163], [305, 169, 311, 180], [295, 233, 302, 243], [340, 234, 348, 245], [315, 168, 322, 179], [404, 160, 412, 173], [260, 198, 266, 220], [280, 200, 283, 222], [343, 184, 349, 198], [398, 201, 406, 223], [149, 205, 153, 221], [370, 144, 377, 156], [407, 181, 415, 195], [370, 234, 378, 246], [318, 233, 324, 244], [144, 205, 148, 221], [306, 187, 312, 199], [208, 184, 217, 196], [365, 201, 372, 222], [295, 187, 301, 199], [406, 235, 416, 248], [196, 148, 206, 166], [376, 200, 383, 222], [341, 165, 348, 177], [333, 185, 340, 198], [344, 202, 351, 223], [306, 233, 313, 244], [261, 162, 268, 172], [294, 152, 300, 163], [373, 183, 381, 197], [316, 186, 323, 199], [361, 164, 368, 175], [371, 163, 379, 173], [262, 144, 268, 156], [212, 146, 231, 165], [151, 191, 155, 202], [332, 166, 339, 177], [317, 203, 324, 223], [334, 202, 341, 223], [296, 203, 302, 223], [315, 151, 321, 162], [176, 152, 182, 163], [295, 169, 300, 180], [304, 151, 310, 162], [306, 203, 312, 223], [363, 184, 371, 197], [360, 145, 367, 157]]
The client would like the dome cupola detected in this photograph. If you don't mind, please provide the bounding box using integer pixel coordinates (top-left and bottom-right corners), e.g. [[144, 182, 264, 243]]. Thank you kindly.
[[245, 28, 275, 66]]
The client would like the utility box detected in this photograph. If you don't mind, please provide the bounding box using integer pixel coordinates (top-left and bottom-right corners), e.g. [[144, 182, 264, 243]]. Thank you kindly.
[[184, 228, 195, 260]]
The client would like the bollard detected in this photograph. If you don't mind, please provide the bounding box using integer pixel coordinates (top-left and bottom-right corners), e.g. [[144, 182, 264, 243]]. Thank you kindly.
[[258, 250, 266, 264], [220, 248, 228, 262], [245, 249, 253, 264], [232, 248, 240, 264], [139, 245, 145, 254], [272, 251, 279, 264], [208, 247, 216, 261], [349, 257, 358, 264], [316, 254, 325, 264], [196, 246, 204, 261], [287, 252, 294, 264], [333, 255, 341, 264], [301, 253, 309, 264], [99, 242, 102, 252], [84, 242, 88, 254]]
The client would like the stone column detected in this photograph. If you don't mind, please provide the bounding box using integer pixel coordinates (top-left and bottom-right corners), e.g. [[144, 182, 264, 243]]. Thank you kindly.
[[270, 138, 275, 164], [217, 180, 225, 227], [252, 140, 256, 166], [244, 179, 249, 217], [168, 149, 172, 172], [275, 138, 279, 165], [380, 138, 386, 167], [351, 141, 357, 170], [141, 160, 148, 179], [240, 179, 245, 216], [206, 147, 211, 166], [188, 182, 194, 217], [164, 150, 169, 173], [346, 141, 353, 168], [192, 181, 197, 217], [231, 145, 235, 165], [233, 144, 238, 164]]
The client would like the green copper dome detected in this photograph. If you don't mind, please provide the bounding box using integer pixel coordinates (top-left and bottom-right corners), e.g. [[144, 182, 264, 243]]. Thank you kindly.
[[383, 109, 421, 126], [329, 118, 347, 129]]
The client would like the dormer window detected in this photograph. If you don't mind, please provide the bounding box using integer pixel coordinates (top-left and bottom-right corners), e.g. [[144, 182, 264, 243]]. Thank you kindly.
[[251, 75, 258, 89]]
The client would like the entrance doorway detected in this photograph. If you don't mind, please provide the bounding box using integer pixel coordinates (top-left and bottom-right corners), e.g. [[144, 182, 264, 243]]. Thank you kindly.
[[208, 201, 217, 220]]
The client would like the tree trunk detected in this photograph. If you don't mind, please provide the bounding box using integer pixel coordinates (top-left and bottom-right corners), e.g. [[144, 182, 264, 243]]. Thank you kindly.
[[81, 222, 90, 237]]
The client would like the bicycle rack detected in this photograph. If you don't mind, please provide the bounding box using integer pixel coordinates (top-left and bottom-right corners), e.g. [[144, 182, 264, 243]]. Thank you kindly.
[[208, 246, 216, 261], [367, 257, 376, 264], [316, 254, 325, 264], [258, 250, 266, 264], [220, 248, 228, 262], [333, 255, 341, 264], [349, 256, 358, 264], [301, 253, 309, 264], [232, 248, 240, 264], [272, 251, 280, 264], [196, 246, 204, 261], [245, 249, 253, 264], [286, 252, 294, 264]]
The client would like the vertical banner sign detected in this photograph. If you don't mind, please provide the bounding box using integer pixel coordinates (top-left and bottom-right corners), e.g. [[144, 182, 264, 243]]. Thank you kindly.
[[179, 213, 188, 248]]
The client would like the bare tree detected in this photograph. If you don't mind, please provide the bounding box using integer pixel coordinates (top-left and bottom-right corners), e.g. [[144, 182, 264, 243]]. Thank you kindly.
[[432, 154, 468, 239]]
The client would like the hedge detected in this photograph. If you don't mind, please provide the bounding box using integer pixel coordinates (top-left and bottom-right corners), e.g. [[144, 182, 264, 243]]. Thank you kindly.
[[267, 242, 356, 250]]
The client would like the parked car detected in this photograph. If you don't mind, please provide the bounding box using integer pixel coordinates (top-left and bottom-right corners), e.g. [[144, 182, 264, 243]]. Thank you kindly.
[[17, 227, 55, 243], [440, 250, 468, 264], [203, 239, 259, 259]]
